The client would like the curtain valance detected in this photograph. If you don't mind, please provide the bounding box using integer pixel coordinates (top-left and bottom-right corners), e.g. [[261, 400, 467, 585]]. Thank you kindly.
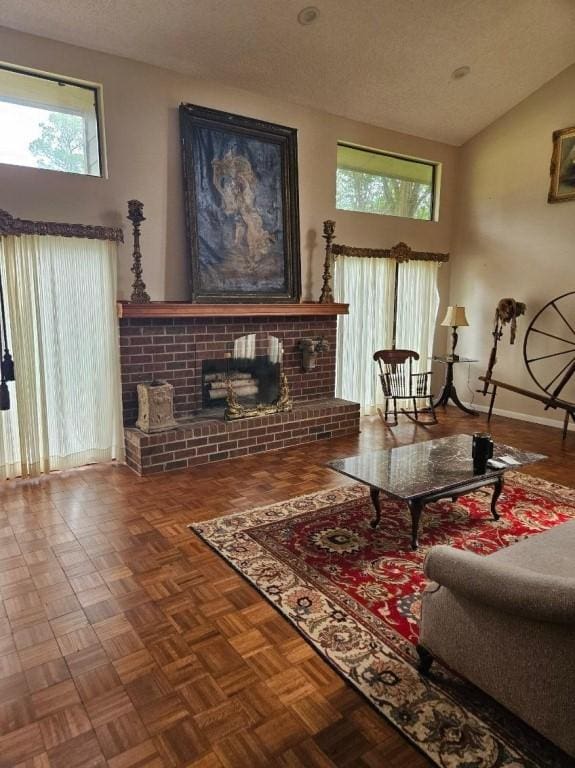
[[0, 208, 123, 243], [331, 242, 449, 263], [323, 219, 449, 263]]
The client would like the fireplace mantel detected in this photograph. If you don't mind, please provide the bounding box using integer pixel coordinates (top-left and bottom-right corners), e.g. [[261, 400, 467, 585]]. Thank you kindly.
[[117, 301, 348, 319]]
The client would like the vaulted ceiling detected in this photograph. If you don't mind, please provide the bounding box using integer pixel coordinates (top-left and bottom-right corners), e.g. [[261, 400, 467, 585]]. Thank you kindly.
[[1, 0, 575, 145]]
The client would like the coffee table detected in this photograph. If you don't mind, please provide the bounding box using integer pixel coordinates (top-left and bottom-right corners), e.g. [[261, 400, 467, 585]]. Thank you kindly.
[[327, 434, 545, 549]]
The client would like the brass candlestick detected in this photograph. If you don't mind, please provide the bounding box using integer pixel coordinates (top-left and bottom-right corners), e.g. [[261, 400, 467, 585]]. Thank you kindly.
[[127, 199, 150, 303], [319, 219, 336, 303]]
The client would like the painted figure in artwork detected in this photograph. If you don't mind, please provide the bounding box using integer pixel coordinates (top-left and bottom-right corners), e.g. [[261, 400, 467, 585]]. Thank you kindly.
[[212, 150, 274, 271], [559, 138, 575, 191], [189, 119, 287, 294]]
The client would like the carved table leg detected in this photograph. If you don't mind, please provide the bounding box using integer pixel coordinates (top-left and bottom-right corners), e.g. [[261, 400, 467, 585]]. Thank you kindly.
[[407, 499, 424, 550], [449, 385, 478, 416], [433, 360, 477, 415], [490, 475, 504, 520], [416, 644, 434, 674], [433, 362, 453, 408], [370, 486, 382, 529]]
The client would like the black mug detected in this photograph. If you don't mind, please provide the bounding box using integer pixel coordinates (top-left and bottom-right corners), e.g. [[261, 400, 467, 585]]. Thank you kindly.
[[472, 433, 494, 474]]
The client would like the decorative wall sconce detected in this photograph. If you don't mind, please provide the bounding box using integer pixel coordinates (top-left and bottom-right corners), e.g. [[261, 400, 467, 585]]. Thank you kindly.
[[298, 336, 330, 371]]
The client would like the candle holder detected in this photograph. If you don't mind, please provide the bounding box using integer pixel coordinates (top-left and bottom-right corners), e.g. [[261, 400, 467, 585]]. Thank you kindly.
[[127, 199, 150, 303], [319, 220, 336, 303]]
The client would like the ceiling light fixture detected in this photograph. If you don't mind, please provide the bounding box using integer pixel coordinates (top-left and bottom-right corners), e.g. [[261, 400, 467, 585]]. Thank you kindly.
[[298, 6, 320, 25], [451, 66, 471, 80]]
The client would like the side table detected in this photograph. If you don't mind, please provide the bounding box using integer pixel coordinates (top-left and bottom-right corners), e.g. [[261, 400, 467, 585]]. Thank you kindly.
[[432, 356, 478, 416]]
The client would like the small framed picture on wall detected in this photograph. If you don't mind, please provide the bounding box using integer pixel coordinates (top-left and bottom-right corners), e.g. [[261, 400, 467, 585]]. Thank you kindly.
[[548, 125, 575, 203]]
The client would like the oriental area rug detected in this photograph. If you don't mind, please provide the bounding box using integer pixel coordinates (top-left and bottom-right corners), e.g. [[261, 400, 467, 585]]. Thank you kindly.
[[190, 472, 575, 768]]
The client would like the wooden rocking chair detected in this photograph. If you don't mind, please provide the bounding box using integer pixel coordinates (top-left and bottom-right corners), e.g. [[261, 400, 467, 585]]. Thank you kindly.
[[374, 349, 437, 426]]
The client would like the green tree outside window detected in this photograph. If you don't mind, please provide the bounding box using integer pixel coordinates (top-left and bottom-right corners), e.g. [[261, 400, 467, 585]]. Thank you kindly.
[[336, 168, 432, 220], [29, 112, 87, 174]]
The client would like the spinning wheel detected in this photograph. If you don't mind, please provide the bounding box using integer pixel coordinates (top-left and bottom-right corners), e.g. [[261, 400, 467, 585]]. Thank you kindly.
[[523, 291, 575, 406], [480, 290, 575, 441]]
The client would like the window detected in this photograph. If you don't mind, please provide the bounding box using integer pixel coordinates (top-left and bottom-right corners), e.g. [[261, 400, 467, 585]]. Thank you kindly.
[[336, 144, 437, 221], [334, 255, 439, 414], [0, 65, 102, 176], [0, 234, 123, 478]]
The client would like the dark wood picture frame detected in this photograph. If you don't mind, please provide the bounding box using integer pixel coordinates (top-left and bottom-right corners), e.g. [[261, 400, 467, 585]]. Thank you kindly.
[[548, 125, 575, 204], [180, 104, 301, 303]]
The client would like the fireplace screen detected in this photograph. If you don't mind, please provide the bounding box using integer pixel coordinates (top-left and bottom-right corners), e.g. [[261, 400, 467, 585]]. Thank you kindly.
[[202, 333, 283, 410]]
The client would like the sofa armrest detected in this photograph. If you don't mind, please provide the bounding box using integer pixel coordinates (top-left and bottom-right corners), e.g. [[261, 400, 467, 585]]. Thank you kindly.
[[424, 545, 575, 624]]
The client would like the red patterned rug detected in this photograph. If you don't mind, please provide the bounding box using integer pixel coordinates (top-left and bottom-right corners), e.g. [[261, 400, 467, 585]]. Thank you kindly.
[[191, 472, 575, 768]]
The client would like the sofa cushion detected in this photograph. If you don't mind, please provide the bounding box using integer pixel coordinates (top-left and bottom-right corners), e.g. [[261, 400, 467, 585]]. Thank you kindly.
[[424, 544, 575, 623], [488, 518, 575, 578]]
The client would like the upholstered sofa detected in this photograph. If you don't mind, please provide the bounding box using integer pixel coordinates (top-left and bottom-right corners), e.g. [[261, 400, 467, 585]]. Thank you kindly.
[[418, 520, 575, 757]]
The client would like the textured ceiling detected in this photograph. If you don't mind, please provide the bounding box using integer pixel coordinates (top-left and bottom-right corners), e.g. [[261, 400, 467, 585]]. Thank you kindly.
[[1, 0, 575, 145]]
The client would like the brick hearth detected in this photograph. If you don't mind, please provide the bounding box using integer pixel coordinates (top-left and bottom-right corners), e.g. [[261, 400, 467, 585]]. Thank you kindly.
[[118, 307, 360, 475], [124, 398, 359, 474]]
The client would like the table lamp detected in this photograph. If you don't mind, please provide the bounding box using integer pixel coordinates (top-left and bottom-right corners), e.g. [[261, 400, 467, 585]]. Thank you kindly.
[[441, 305, 469, 361]]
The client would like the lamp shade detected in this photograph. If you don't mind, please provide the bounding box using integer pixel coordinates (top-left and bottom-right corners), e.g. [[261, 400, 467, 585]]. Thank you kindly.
[[441, 305, 469, 328]]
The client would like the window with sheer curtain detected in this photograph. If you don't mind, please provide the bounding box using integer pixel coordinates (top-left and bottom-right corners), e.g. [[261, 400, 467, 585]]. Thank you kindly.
[[334, 256, 439, 414], [0, 234, 124, 479]]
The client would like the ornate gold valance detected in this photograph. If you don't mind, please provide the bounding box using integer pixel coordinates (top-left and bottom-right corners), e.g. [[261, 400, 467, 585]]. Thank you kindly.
[[0, 208, 123, 243], [324, 219, 449, 263], [319, 219, 448, 303], [331, 241, 449, 263]]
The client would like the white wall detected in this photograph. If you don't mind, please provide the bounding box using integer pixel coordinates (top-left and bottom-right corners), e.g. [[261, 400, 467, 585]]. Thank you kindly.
[[0, 25, 456, 317], [450, 64, 575, 427]]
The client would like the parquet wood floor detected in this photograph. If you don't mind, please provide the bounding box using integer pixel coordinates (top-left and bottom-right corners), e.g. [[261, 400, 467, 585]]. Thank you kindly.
[[0, 409, 572, 767]]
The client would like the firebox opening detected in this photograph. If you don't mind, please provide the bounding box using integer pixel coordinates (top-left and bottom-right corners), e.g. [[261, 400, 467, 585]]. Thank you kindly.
[[202, 357, 280, 409]]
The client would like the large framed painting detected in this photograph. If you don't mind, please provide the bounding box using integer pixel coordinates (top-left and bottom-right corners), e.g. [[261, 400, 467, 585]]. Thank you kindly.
[[548, 125, 575, 203], [180, 104, 301, 302]]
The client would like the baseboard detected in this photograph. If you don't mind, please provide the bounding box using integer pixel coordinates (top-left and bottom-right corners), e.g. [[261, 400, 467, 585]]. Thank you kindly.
[[457, 400, 575, 433]]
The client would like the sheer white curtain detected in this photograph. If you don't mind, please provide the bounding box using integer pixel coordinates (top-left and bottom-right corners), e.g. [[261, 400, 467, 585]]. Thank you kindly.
[[334, 256, 395, 414], [334, 256, 440, 414], [396, 260, 440, 369], [0, 234, 124, 479]]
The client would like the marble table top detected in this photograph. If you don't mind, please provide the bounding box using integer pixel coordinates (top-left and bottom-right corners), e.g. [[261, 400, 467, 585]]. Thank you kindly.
[[328, 434, 546, 501]]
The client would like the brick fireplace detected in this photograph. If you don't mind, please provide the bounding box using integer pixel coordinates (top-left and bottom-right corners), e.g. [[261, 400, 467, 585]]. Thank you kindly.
[[118, 302, 360, 474]]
